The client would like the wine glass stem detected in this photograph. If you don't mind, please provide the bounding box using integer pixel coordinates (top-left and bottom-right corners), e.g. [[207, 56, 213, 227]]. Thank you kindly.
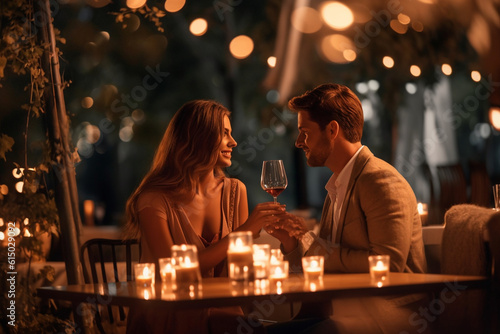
[[273, 197, 277, 204]]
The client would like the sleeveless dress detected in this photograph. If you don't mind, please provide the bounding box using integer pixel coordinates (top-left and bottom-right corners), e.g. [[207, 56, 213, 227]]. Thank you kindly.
[[126, 178, 245, 334]]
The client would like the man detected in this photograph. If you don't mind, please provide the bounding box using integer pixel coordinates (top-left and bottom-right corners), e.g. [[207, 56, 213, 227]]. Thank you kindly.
[[267, 83, 428, 333]]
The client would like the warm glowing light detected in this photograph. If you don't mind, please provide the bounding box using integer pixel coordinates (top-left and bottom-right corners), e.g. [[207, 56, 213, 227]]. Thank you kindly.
[[410, 65, 421, 77], [0, 232, 4, 241], [99, 31, 110, 41], [489, 107, 500, 131], [412, 21, 424, 32], [0, 218, 4, 227], [23, 228, 32, 237], [418, 0, 435, 4], [0, 185, 7, 195], [320, 34, 356, 64], [131, 109, 145, 122], [85, 124, 101, 144], [471, 71, 481, 82], [229, 35, 254, 59], [119, 126, 134, 142], [14, 227, 20, 236], [343, 49, 357, 61], [321, 2, 354, 30], [164, 0, 185, 13], [390, 20, 408, 34], [189, 18, 207, 36], [382, 56, 394, 68], [398, 13, 411, 25], [15, 182, 24, 193], [441, 64, 452, 75], [12, 168, 23, 179], [24, 218, 29, 225], [291, 7, 322, 33], [126, 0, 146, 9], [81, 97, 94, 109], [267, 56, 277, 68]]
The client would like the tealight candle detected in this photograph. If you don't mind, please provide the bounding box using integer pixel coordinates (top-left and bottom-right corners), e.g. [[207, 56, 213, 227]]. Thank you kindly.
[[302, 255, 324, 281], [417, 203, 428, 226], [270, 248, 283, 264], [158, 257, 174, 284], [253, 244, 270, 280], [368, 255, 390, 285], [269, 260, 288, 286], [171, 244, 202, 292], [134, 263, 155, 287], [227, 231, 254, 283]]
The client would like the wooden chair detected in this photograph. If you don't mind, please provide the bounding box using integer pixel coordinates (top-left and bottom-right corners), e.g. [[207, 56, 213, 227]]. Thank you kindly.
[[80, 238, 141, 333], [487, 211, 500, 333], [469, 160, 492, 207], [435, 164, 467, 224], [437, 204, 494, 333]]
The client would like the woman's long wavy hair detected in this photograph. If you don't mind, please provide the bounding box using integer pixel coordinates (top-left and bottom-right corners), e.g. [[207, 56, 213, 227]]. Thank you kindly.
[[124, 100, 231, 237]]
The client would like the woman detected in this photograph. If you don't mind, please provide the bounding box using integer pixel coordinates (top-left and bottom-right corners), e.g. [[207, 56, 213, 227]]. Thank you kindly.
[[125, 100, 284, 334]]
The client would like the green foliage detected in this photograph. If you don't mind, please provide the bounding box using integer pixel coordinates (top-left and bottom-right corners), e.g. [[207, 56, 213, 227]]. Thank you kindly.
[[0, 134, 14, 161], [0, 0, 73, 332], [111, 4, 166, 33]]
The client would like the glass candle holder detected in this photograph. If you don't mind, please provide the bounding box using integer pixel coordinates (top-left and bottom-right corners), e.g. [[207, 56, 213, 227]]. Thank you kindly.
[[134, 263, 155, 287], [171, 244, 202, 292], [253, 244, 271, 280], [158, 257, 174, 284], [269, 260, 288, 287], [417, 202, 429, 226], [227, 231, 254, 284], [368, 255, 390, 286], [270, 248, 284, 264], [302, 255, 324, 281]]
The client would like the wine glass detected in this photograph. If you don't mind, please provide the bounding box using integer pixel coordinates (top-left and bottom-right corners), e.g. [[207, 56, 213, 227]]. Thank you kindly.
[[261, 160, 288, 204]]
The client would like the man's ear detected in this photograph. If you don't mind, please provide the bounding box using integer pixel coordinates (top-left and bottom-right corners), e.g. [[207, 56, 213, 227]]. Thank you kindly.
[[328, 120, 340, 140]]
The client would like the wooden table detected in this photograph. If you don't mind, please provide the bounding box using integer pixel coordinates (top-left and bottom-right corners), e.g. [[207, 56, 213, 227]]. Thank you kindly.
[[37, 272, 488, 311]]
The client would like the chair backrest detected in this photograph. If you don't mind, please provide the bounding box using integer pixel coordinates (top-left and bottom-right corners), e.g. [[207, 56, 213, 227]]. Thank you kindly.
[[79, 238, 141, 333], [437, 204, 493, 333], [468, 160, 492, 207], [435, 164, 467, 224], [80, 238, 141, 284]]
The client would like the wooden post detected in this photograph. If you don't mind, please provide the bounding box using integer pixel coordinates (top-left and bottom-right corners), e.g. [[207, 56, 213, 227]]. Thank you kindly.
[[35, 0, 83, 285]]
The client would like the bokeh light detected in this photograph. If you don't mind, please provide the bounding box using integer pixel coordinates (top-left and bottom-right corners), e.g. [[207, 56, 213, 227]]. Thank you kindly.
[[229, 35, 254, 59], [320, 34, 356, 63], [471, 70, 481, 82], [489, 106, 500, 131], [441, 63, 452, 75], [390, 20, 408, 34], [126, 0, 146, 9], [267, 56, 277, 68], [382, 56, 394, 68], [190, 18, 208, 36], [410, 65, 421, 77], [164, 0, 185, 13], [291, 7, 322, 33], [81, 97, 94, 109], [406, 83, 418, 94], [321, 2, 354, 30]]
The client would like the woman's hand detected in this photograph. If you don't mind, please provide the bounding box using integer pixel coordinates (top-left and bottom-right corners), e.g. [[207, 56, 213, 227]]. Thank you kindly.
[[239, 202, 286, 238], [264, 212, 308, 252]]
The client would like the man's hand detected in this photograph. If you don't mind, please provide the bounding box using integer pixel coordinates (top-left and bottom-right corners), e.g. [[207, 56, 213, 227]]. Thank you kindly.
[[264, 212, 309, 253]]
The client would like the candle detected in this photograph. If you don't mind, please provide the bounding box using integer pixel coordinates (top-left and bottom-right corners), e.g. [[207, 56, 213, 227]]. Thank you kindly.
[[302, 256, 324, 281], [134, 263, 155, 286], [171, 244, 202, 292], [252, 244, 270, 280], [159, 257, 174, 284], [227, 232, 254, 283], [368, 255, 389, 286], [269, 261, 288, 286], [417, 203, 428, 226]]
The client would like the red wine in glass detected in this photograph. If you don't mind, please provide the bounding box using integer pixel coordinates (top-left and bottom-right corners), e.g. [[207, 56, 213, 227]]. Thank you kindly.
[[261, 160, 288, 203]]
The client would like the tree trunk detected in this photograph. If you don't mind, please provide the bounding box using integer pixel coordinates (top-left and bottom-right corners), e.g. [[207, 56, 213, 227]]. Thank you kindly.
[[35, 0, 83, 285]]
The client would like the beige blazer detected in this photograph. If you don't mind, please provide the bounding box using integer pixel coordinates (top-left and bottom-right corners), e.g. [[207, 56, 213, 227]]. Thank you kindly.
[[290, 146, 427, 274]]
